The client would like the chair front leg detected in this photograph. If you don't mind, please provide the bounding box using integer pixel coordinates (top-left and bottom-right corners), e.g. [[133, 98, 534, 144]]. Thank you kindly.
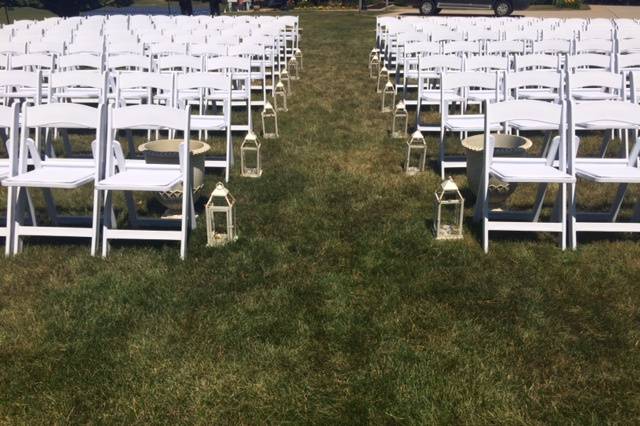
[[568, 181, 577, 250], [90, 188, 102, 257], [102, 190, 113, 258], [4, 186, 16, 257], [180, 179, 190, 260]]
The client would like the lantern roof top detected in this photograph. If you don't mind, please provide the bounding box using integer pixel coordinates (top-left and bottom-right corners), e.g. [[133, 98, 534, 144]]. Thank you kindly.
[[212, 182, 230, 197], [440, 177, 459, 192]]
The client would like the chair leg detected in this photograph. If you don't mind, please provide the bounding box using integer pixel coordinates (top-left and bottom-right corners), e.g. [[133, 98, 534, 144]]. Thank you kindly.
[[4, 186, 16, 257], [90, 188, 102, 257], [560, 183, 567, 251], [482, 176, 489, 254], [439, 129, 446, 179], [180, 183, 189, 260], [189, 190, 196, 231], [102, 190, 113, 258], [568, 182, 577, 250], [12, 188, 27, 256]]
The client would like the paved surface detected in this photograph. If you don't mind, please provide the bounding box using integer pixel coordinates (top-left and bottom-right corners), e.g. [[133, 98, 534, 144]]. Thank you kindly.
[[383, 4, 640, 18]]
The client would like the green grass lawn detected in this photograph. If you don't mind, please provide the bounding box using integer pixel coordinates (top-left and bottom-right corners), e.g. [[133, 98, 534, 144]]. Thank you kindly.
[[1, 9, 640, 424]]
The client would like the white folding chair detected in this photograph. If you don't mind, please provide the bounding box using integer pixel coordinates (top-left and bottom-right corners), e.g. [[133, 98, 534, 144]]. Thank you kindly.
[[479, 100, 574, 253], [438, 71, 500, 178], [0, 102, 22, 255], [567, 100, 640, 248], [96, 104, 194, 259], [175, 73, 232, 178], [3, 103, 106, 255]]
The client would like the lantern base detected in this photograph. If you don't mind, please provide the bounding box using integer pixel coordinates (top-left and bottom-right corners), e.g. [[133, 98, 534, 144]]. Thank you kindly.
[[434, 225, 463, 240], [207, 233, 238, 247], [241, 167, 263, 178], [405, 166, 421, 176]]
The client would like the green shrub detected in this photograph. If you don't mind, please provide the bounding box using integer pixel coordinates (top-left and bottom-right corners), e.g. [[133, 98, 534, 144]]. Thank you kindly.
[[554, 0, 583, 8]]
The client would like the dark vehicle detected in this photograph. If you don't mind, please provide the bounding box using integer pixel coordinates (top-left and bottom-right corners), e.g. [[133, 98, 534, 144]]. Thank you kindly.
[[414, 0, 530, 17]]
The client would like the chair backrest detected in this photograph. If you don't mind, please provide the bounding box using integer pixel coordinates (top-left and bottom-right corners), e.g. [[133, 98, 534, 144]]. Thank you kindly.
[[566, 70, 625, 99], [484, 100, 565, 169], [568, 100, 640, 164], [57, 53, 104, 71], [418, 54, 464, 72], [0, 70, 42, 104], [155, 54, 203, 73], [441, 71, 499, 91], [106, 54, 152, 72], [533, 39, 572, 55], [616, 53, 640, 73], [20, 102, 106, 176], [514, 53, 561, 71], [9, 53, 55, 71], [190, 43, 228, 58], [204, 56, 251, 74], [442, 40, 481, 56], [50, 70, 108, 103], [107, 104, 190, 177], [486, 40, 525, 55], [566, 53, 614, 72], [107, 41, 144, 56], [504, 70, 564, 101], [149, 42, 187, 57], [28, 40, 66, 55], [465, 55, 510, 72], [115, 71, 174, 107]]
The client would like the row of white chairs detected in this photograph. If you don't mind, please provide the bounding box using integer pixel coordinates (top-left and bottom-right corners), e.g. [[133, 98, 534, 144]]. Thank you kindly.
[[376, 17, 640, 83], [0, 101, 216, 259], [427, 69, 634, 178], [479, 98, 640, 253], [0, 70, 238, 178], [0, 53, 272, 107]]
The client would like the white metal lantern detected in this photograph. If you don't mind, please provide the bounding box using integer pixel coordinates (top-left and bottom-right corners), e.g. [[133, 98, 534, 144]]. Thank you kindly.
[[405, 130, 427, 175], [288, 56, 299, 81], [369, 52, 380, 79], [434, 177, 464, 240], [280, 69, 291, 95], [381, 80, 395, 113], [241, 131, 262, 178], [261, 101, 279, 139], [376, 65, 389, 93], [206, 182, 238, 246], [392, 100, 408, 139], [295, 47, 304, 71], [274, 82, 288, 112]]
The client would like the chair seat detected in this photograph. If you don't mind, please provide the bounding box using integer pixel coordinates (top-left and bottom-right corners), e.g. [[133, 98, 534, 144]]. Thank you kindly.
[[444, 115, 500, 132], [96, 167, 182, 191], [190, 115, 226, 131], [575, 159, 640, 183], [3, 164, 94, 189], [491, 159, 575, 183]]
